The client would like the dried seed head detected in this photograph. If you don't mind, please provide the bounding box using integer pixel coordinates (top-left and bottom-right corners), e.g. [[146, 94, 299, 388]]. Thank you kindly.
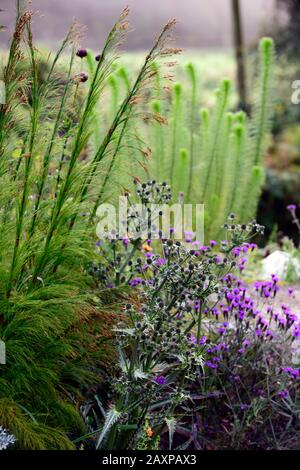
[[74, 72, 88, 83], [163, 18, 177, 33], [152, 113, 168, 125], [161, 47, 182, 56]]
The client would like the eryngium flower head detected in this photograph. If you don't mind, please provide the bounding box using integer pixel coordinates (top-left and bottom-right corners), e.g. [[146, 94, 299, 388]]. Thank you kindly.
[[0, 426, 16, 450]]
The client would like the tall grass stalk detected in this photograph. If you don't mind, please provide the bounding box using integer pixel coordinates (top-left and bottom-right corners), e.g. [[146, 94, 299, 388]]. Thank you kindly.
[[7, 23, 40, 296]]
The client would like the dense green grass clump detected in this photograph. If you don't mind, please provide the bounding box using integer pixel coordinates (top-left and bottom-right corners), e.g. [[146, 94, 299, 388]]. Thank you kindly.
[[0, 4, 178, 449]]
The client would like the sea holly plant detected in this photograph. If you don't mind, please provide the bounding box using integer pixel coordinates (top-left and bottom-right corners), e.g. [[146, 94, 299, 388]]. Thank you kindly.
[[81, 182, 299, 450], [90, 180, 173, 288], [91, 179, 260, 292]]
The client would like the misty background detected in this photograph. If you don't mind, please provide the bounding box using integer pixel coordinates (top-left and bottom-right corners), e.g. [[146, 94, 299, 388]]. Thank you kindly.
[[0, 0, 280, 50]]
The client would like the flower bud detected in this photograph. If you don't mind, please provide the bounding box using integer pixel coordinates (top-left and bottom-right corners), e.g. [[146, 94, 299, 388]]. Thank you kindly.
[[76, 48, 88, 58]]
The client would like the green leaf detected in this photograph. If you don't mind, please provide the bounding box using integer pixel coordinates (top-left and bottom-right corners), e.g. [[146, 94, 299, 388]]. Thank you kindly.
[[165, 417, 177, 450], [96, 406, 122, 449], [94, 394, 106, 418]]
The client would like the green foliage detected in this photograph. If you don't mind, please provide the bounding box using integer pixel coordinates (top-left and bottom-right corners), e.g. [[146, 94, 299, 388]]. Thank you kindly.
[[0, 279, 119, 449], [97, 38, 275, 240], [0, 4, 178, 449]]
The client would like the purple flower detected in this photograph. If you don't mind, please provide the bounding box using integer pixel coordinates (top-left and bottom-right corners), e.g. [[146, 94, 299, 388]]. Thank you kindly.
[[189, 334, 207, 345], [252, 387, 264, 397], [76, 48, 88, 58], [283, 367, 299, 379], [292, 325, 300, 338], [240, 404, 249, 411], [122, 237, 129, 248], [189, 335, 197, 345], [232, 375, 241, 382], [287, 204, 297, 212], [254, 281, 261, 291], [205, 361, 218, 369], [218, 326, 226, 335], [288, 287, 294, 297], [199, 335, 208, 345], [154, 375, 167, 385], [233, 247, 241, 257], [155, 257, 166, 267], [212, 356, 221, 363], [277, 389, 289, 399], [129, 277, 143, 287]]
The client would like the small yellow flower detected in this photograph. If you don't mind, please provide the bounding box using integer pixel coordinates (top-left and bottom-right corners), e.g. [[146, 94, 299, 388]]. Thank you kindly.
[[146, 427, 153, 438]]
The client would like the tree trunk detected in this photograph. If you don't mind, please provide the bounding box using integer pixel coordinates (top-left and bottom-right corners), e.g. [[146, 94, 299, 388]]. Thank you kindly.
[[231, 0, 247, 111]]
